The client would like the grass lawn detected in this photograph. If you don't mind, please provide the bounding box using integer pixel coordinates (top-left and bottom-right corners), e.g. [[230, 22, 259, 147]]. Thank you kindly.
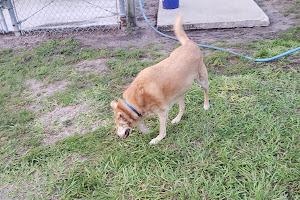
[[0, 27, 299, 199]]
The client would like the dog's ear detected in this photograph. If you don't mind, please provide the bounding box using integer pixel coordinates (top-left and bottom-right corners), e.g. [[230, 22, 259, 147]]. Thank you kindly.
[[110, 101, 117, 111]]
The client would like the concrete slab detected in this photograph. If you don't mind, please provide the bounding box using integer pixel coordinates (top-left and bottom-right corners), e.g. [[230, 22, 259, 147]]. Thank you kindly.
[[157, 0, 270, 31], [3, 0, 119, 32]]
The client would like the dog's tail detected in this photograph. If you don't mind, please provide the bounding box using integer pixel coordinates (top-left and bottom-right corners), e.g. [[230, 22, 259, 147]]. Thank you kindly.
[[174, 15, 189, 45]]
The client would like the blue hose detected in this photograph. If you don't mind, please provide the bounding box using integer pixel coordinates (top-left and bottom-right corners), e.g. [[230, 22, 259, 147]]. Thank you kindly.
[[138, 0, 300, 62]]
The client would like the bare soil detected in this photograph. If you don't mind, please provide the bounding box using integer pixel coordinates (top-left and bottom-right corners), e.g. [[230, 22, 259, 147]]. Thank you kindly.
[[25, 79, 70, 100], [73, 58, 107, 75], [24, 79, 103, 145], [0, 184, 15, 200], [0, 0, 299, 51], [39, 101, 102, 145]]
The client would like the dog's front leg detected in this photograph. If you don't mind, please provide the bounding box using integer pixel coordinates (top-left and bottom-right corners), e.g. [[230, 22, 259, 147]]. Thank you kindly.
[[149, 111, 168, 144]]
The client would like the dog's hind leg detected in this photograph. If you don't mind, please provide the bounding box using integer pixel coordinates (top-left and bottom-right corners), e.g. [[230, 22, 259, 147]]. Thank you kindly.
[[149, 111, 168, 144], [171, 96, 185, 124], [199, 79, 210, 110], [197, 63, 210, 110]]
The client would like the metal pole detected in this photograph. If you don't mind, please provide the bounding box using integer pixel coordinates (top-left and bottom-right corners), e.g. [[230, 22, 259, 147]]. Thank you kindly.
[[127, 0, 136, 26], [5, 0, 20, 36], [119, 0, 126, 27], [0, 8, 8, 32]]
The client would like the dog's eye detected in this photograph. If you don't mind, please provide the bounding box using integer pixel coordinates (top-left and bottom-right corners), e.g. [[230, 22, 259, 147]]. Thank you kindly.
[[117, 113, 126, 121], [118, 115, 127, 122]]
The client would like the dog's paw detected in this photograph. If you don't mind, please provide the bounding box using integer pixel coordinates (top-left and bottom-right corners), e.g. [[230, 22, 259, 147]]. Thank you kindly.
[[203, 104, 210, 110], [149, 138, 159, 145]]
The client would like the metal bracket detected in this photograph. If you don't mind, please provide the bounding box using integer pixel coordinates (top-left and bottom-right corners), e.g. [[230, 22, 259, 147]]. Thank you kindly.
[[1, 0, 21, 36], [0, 0, 9, 33]]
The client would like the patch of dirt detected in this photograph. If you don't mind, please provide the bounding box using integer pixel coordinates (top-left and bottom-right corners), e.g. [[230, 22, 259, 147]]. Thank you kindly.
[[0, 184, 15, 200], [73, 58, 107, 75], [168, 143, 180, 149], [26, 79, 69, 99], [38, 101, 102, 145], [23, 79, 104, 144], [63, 153, 88, 169], [25, 79, 70, 112], [0, 181, 46, 200], [0, 0, 298, 52], [194, 140, 203, 148]]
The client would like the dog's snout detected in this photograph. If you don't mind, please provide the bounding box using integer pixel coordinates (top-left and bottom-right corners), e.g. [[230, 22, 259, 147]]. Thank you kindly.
[[125, 128, 130, 138], [124, 129, 130, 138], [116, 127, 131, 139]]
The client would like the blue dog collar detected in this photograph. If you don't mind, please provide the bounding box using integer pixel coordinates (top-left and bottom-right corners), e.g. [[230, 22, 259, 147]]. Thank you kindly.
[[125, 101, 142, 117]]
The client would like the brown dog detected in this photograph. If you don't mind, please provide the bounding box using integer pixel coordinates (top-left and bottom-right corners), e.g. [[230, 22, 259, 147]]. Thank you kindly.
[[110, 16, 209, 144]]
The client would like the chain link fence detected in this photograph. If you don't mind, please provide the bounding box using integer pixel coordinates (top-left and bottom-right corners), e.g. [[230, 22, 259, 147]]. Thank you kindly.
[[0, 0, 133, 35]]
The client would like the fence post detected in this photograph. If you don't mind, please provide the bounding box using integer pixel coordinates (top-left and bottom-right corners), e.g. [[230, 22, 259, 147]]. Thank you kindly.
[[127, 0, 136, 26], [119, 0, 126, 27], [0, 5, 9, 32], [5, 0, 20, 36]]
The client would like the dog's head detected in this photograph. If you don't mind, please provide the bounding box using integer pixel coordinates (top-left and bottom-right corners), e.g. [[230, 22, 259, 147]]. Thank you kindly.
[[110, 100, 138, 138]]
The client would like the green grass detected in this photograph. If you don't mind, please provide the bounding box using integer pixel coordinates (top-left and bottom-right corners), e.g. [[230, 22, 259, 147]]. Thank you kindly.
[[0, 27, 299, 199]]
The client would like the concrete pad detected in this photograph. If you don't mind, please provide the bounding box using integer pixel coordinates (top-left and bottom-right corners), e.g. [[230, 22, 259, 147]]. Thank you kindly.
[[157, 0, 270, 31]]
